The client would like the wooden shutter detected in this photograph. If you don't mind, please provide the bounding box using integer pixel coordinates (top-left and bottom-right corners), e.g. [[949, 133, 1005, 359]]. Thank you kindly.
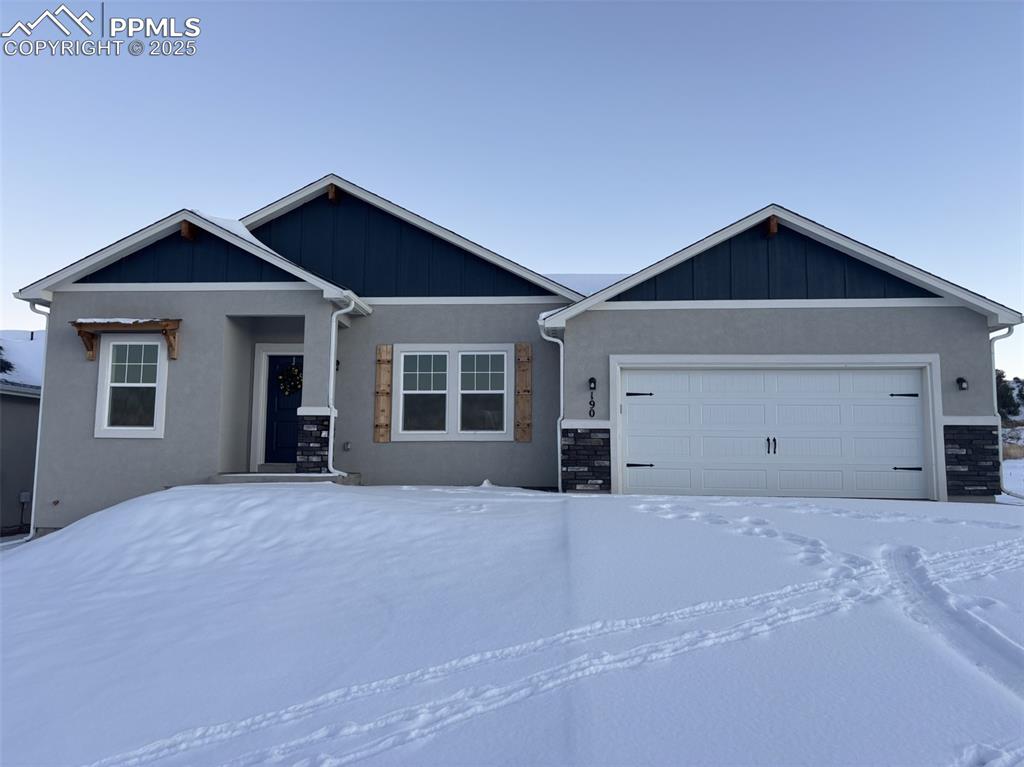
[[514, 342, 532, 443], [374, 344, 393, 443]]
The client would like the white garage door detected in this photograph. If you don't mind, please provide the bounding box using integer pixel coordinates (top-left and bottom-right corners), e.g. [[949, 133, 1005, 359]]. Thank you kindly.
[[620, 368, 932, 499]]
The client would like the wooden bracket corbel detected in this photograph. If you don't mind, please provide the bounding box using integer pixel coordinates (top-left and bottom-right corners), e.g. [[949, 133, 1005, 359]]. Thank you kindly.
[[162, 327, 179, 360], [76, 329, 98, 361], [765, 215, 779, 238], [180, 220, 197, 241], [327, 183, 340, 204]]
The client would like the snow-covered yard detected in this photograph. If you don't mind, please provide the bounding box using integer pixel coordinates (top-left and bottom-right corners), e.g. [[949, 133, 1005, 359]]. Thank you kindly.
[[2, 483, 1023, 767]]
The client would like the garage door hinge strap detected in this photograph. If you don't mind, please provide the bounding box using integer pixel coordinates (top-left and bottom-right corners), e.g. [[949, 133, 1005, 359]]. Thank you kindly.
[[889, 393, 919, 397], [625, 392, 654, 397], [626, 463, 655, 468], [893, 466, 923, 471]]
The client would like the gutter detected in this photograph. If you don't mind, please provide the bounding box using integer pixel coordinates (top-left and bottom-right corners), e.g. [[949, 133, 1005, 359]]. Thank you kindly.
[[538, 320, 565, 493], [18, 300, 50, 543], [325, 295, 360, 475], [991, 326, 1024, 501]]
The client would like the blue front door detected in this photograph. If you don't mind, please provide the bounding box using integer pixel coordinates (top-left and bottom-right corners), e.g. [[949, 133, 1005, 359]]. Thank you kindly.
[[265, 354, 303, 464]]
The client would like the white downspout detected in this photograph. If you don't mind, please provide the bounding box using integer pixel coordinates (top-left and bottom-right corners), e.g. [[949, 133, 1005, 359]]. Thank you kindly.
[[990, 326, 1023, 500], [14, 301, 50, 544], [539, 321, 565, 493], [324, 297, 358, 476]]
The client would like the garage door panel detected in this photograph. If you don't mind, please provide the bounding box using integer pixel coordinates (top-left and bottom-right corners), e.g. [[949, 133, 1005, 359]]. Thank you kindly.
[[703, 468, 768, 490], [627, 467, 692, 492], [702, 435, 771, 459], [851, 370, 921, 395], [776, 404, 842, 427], [776, 371, 842, 394], [778, 470, 845, 492], [854, 470, 926, 495], [853, 436, 923, 462], [775, 436, 843, 458], [700, 372, 766, 394], [623, 371, 692, 396], [620, 366, 930, 499], [626, 402, 691, 429], [850, 403, 921, 428], [702, 403, 766, 426], [627, 434, 691, 460]]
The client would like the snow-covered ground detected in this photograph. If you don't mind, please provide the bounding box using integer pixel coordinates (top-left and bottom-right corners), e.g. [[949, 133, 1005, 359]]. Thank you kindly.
[[2, 484, 1023, 767], [1003, 459, 1024, 496]]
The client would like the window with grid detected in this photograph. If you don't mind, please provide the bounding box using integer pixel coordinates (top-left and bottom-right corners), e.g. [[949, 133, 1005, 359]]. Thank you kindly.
[[459, 352, 505, 432], [400, 352, 448, 432], [107, 342, 160, 426]]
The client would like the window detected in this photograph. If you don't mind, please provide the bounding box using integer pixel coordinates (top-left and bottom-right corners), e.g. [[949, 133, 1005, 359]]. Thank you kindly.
[[459, 353, 505, 432], [393, 344, 513, 441], [400, 353, 447, 432], [95, 334, 168, 438]]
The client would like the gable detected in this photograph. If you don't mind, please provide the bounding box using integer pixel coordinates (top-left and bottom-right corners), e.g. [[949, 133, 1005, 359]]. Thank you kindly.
[[250, 190, 555, 297], [77, 226, 300, 284], [612, 222, 937, 301]]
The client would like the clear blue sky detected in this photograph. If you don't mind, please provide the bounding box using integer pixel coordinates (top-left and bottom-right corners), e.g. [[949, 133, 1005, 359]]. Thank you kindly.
[[2, 1, 1022, 372]]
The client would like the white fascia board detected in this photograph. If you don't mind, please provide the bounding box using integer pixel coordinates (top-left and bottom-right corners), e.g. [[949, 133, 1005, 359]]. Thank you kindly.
[[593, 298, 958, 311], [15, 210, 350, 306], [364, 295, 571, 306], [240, 174, 585, 303], [542, 204, 1022, 328]]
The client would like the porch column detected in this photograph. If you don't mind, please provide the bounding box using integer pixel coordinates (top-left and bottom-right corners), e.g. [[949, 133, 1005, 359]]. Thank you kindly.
[[296, 305, 335, 473]]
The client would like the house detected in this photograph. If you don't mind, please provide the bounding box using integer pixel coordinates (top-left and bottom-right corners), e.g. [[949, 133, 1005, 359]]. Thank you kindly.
[[0, 330, 45, 535], [14, 175, 1021, 533]]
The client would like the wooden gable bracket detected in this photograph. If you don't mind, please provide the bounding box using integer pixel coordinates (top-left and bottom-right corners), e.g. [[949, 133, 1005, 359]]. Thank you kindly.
[[327, 183, 340, 204], [180, 220, 197, 241], [70, 319, 182, 361], [765, 215, 779, 238]]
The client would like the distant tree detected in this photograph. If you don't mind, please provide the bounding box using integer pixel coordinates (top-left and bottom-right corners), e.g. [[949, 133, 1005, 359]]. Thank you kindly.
[[0, 344, 12, 375], [996, 370, 1020, 417]]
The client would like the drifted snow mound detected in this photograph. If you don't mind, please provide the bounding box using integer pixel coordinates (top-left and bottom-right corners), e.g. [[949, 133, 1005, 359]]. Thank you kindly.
[[3, 483, 1024, 767]]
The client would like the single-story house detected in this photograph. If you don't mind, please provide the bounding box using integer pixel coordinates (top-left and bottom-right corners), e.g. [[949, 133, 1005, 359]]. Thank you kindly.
[[0, 330, 45, 535], [14, 174, 1022, 532]]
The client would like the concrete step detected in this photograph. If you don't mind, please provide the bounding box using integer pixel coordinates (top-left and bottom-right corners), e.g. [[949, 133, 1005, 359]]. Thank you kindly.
[[209, 472, 362, 485]]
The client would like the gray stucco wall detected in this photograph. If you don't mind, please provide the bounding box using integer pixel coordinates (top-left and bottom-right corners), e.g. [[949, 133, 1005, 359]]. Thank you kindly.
[[34, 289, 332, 528], [562, 306, 995, 420], [332, 303, 564, 487], [1, 393, 39, 533]]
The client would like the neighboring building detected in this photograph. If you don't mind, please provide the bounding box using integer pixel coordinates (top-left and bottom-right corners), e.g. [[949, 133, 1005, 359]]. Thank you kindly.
[[13, 176, 1022, 532], [0, 330, 45, 535]]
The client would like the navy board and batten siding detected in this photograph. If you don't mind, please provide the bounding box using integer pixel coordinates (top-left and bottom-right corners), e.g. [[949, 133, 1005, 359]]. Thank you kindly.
[[78, 228, 299, 283], [612, 223, 938, 301], [250, 191, 555, 297]]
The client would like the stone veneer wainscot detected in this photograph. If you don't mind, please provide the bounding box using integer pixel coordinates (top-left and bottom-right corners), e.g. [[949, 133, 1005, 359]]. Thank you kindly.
[[561, 427, 611, 492]]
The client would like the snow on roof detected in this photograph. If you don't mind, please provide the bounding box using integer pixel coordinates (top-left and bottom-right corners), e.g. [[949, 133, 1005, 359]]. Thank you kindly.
[[191, 210, 278, 254], [545, 274, 628, 296], [0, 329, 46, 390], [73, 318, 163, 325]]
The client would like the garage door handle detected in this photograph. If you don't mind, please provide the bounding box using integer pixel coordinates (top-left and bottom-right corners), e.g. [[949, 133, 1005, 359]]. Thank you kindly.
[[766, 437, 771, 454], [772, 437, 777, 454], [889, 393, 919, 397], [626, 463, 655, 468], [626, 392, 654, 397], [893, 466, 923, 471]]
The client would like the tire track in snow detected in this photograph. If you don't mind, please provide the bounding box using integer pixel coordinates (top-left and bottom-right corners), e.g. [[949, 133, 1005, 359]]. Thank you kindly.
[[219, 591, 871, 767], [926, 538, 1024, 583], [80, 571, 872, 767], [883, 545, 1024, 699]]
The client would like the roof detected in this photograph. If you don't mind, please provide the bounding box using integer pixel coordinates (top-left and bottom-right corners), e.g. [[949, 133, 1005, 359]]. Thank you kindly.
[[241, 174, 584, 302], [15, 210, 371, 314], [541, 204, 1023, 329], [545, 274, 629, 296]]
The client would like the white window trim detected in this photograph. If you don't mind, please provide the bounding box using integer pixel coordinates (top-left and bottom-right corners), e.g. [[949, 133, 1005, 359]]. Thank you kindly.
[[457, 351, 509, 435], [94, 333, 169, 439], [391, 343, 515, 442]]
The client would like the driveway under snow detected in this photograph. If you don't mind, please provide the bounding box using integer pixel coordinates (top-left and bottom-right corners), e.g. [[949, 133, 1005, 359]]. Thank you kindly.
[[2, 484, 1022, 767]]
